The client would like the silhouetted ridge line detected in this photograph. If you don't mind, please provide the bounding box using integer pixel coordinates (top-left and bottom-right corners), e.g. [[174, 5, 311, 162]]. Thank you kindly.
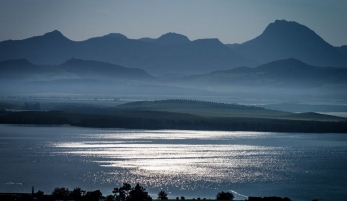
[[102, 33, 128, 39], [123, 99, 264, 110], [154, 32, 190, 45]]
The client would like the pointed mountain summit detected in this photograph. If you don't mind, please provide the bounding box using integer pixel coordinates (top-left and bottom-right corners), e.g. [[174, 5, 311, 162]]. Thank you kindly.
[[42, 30, 65, 38], [233, 20, 347, 67], [154, 32, 190, 45], [38, 30, 71, 42]]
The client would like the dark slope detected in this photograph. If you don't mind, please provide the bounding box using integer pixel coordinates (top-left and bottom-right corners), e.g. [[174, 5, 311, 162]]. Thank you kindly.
[[336, 45, 347, 57], [0, 59, 51, 79], [145, 38, 258, 74], [182, 58, 347, 88], [0, 58, 154, 81], [233, 20, 347, 67], [116, 99, 346, 121], [1, 98, 346, 132], [58, 58, 154, 80], [0, 31, 257, 75], [2, 110, 347, 132]]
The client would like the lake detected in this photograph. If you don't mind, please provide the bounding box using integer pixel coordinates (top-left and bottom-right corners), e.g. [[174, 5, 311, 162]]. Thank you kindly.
[[0, 124, 346, 201]]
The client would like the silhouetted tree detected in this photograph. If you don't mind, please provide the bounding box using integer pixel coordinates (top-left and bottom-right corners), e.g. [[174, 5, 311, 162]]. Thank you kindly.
[[35, 190, 44, 198], [70, 187, 85, 200], [105, 195, 115, 201], [113, 183, 132, 201], [127, 183, 152, 201], [216, 191, 234, 200], [52, 187, 70, 200], [84, 190, 102, 201], [158, 190, 168, 200]]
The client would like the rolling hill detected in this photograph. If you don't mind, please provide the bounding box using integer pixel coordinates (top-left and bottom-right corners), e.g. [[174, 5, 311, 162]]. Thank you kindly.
[[180, 58, 347, 88], [0, 58, 154, 81]]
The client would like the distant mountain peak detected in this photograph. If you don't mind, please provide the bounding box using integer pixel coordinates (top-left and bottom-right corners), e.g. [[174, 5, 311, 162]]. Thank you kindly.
[[102, 33, 128, 39], [262, 19, 316, 37], [154, 32, 190, 45], [233, 19, 347, 67], [43, 30, 66, 38]]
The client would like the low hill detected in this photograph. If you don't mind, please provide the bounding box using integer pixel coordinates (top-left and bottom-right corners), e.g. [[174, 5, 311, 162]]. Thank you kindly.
[[0, 58, 155, 81], [116, 99, 345, 121], [180, 58, 347, 88], [1, 109, 346, 133]]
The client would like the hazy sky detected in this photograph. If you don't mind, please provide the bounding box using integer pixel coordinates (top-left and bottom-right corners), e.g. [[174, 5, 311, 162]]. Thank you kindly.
[[1, 0, 346, 46]]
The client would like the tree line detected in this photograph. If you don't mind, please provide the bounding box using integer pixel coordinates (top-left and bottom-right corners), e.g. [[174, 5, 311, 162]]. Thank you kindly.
[[0, 183, 236, 201], [0, 183, 323, 201]]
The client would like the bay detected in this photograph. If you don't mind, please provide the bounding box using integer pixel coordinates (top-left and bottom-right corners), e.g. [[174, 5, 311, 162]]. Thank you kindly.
[[0, 124, 346, 201]]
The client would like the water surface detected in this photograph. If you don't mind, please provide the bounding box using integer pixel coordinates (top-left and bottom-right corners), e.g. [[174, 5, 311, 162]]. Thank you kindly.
[[0, 124, 346, 201]]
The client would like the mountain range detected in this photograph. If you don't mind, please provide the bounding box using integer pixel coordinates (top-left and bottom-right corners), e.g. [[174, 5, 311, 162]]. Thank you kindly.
[[0, 31, 256, 75], [1, 19, 346, 75]]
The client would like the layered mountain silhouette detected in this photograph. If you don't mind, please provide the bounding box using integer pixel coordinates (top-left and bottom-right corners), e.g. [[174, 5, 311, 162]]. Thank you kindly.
[[232, 20, 347, 67], [0, 31, 256, 75], [0, 58, 154, 81], [1, 19, 346, 76], [182, 58, 347, 88]]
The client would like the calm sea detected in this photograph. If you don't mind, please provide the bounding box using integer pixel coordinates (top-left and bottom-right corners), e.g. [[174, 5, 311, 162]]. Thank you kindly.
[[0, 124, 346, 201]]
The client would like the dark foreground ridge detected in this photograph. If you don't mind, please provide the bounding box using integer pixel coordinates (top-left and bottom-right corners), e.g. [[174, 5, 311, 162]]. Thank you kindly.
[[0, 183, 308, 201], [1, 99, 346, 133], [1, 110, 347, 133]]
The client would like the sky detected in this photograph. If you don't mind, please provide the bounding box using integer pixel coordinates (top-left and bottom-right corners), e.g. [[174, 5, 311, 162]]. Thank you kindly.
[[0, 0, 347, 46]]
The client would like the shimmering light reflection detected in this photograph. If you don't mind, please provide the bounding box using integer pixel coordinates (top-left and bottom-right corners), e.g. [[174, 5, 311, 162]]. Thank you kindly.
[[50, 130, 300, 190]]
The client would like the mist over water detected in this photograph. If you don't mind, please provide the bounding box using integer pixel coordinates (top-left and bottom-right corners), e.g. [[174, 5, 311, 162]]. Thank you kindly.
[[0, 125, 346, 201]]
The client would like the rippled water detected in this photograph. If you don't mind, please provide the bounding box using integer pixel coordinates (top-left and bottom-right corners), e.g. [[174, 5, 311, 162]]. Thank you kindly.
[[0, 124, 346, 201]]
